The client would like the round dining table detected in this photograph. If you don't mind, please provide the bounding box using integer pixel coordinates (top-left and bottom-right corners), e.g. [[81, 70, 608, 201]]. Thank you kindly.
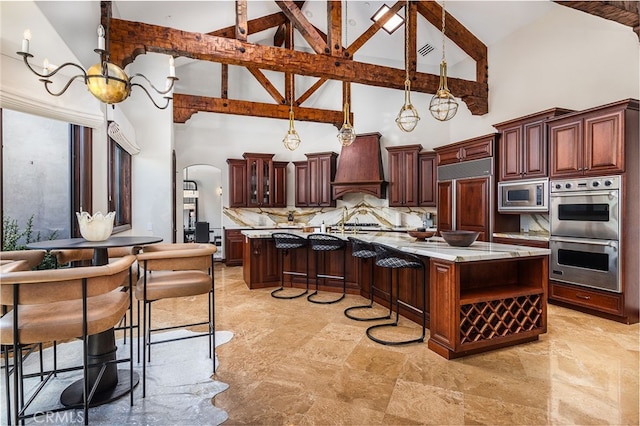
[[26, 235, 162, 407]]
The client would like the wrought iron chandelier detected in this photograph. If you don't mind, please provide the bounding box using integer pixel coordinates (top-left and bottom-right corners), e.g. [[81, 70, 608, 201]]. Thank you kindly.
[[17, 26, 178, 110], [282, 73, 301, 151], [428, 0, 458, 121], [396, 0, 420, 132]]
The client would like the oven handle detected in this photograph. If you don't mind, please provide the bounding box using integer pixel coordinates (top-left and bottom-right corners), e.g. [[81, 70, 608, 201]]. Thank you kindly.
[[550, 190, 618, 199], [550, 236, 618, 248]]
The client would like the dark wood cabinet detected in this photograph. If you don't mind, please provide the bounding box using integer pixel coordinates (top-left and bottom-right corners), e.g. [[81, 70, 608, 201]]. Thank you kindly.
[[243, 237, 280, 287], [429, 255, 547, 359], [227, 159, 247, 208], [436, 180, 453, 232], [435, 135, 499, 241], [227, 153, 288, 207], [387, 145, 421, 207], [455, 176, 490, 242], [436, 136, 493, 165], [308, 152, 337, 207], [549, 102, 630, 178], [294, 152, 337, 207], [418, 152, 437, 206], [272, 161, 288, 208], [224, 228, 245, 266], [547, 99, 639, 324], [294, 161, 308, 207], [494, 108, 572, 181]]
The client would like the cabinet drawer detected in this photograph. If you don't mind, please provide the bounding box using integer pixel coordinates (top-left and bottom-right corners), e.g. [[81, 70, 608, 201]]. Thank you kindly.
[[492, 237, 549, 249], [462, 138, 493, 161], [549, 282, 623, 315], [436, 148, 461, 165]]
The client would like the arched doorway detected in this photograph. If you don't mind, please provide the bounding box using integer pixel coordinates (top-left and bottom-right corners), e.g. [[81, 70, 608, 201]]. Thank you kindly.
[[181, 164, 223, 260]]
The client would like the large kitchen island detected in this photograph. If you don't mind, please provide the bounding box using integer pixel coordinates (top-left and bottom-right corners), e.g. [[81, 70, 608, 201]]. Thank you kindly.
[[241, 230, 549, 359]]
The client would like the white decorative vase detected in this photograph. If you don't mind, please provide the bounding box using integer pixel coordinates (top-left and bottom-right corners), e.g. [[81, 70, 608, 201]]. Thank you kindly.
[[76, 211, 115, 241]]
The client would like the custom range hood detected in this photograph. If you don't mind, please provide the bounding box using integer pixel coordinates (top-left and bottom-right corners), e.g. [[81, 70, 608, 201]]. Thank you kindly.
[[331, 132, 387, 199]]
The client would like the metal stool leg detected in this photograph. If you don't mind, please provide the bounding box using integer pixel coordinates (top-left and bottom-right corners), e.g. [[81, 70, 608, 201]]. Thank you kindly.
[[271, 247, 308, 299], [365, 245, 426, 346], [344, 257, 392, 321], [307, 246, 346, 305]]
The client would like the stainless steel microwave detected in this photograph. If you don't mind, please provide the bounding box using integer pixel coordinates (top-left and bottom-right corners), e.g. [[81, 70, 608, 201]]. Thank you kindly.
[[498, 179, 549, 213]]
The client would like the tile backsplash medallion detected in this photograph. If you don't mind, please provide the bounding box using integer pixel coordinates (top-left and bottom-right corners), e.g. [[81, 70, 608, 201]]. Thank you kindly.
[[223, 193, 437, 230]]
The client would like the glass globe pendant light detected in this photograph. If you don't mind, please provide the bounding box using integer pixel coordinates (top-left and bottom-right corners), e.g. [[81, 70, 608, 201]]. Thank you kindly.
[[282, 73, 301, 151], [429, 0, 458, 121], [337, 97, 356, 146], [396, 0, 420, 132]]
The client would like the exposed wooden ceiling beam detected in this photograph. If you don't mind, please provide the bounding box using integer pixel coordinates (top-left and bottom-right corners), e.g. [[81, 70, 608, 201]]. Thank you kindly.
[[108, 18, 488, 114], [173, 94, 348, 127], [209, 11, 286, 38], [235, 0, 248, 41], [275, 0, 327, 54], [554, 1, 640, 39], [415, 1, 488, 85], [247, 67, 286, 104]]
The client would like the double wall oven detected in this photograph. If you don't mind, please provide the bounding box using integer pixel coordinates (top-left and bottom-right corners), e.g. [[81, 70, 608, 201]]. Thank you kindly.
[[549, 175, 621, 292]]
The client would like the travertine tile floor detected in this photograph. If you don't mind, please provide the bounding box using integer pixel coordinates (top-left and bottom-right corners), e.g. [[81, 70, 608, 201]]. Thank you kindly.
[[157, 263, 639, 425]]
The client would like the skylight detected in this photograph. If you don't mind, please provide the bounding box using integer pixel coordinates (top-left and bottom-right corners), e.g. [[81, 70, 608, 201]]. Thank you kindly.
[[371, 5, 404, 35]]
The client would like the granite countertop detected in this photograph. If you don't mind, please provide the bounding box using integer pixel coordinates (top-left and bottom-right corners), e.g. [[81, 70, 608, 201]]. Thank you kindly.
[[241, 230, 550, 263], [493, 232, 550, 242]]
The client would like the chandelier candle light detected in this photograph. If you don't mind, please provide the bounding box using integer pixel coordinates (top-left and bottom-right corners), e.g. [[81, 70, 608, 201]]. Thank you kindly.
[[17, 25, 178, 109], [396, 0, 420, 132], [428, 0, 458, 121]]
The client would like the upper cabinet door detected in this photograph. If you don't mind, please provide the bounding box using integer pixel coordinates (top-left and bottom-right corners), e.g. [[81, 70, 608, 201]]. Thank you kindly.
[[227, 159, 247, 208], [522, 120, 547, 178], [418, 152, 436, 207], [584, 110, 624, 176], [387, 145, 421, 207], [499, 125, 522, 181], [549, 118, 583, 178]]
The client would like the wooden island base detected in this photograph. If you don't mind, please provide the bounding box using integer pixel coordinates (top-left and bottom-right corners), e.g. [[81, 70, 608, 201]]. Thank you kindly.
[[241, 231, 549, 359]]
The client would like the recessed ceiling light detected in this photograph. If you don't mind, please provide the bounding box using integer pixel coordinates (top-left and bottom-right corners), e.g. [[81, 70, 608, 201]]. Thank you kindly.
[[371, 4, 404, 34]]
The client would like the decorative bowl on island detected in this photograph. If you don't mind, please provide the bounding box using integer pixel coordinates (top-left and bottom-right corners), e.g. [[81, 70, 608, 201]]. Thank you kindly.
[[407, 229, 437, 240], [76, 211, 115, 241], [440, 230, 480, 247]]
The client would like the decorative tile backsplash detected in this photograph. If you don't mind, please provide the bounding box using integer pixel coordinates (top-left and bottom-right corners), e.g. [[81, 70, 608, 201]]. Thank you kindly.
[[223, 193, 437, 230]]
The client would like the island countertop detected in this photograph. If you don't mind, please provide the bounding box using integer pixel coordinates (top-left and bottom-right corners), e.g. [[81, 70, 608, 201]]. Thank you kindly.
[[240, 230, 550, 263]]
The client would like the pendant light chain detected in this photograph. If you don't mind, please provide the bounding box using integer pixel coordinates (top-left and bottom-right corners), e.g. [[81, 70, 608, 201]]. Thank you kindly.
[[338, 1, 356, 146], [396, 0, 420, 132], [282, 25, 301, 151], [428, 0, 458, 121]]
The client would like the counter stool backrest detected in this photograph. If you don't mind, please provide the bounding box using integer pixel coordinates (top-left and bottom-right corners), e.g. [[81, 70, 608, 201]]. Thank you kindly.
[[374, 244, 423, 269], [272, 233, 307, 250], [0, 250, 46, 270], [0, 255, 136, 306], [348, 238, 376, 259], [307, 234, 346, 251]]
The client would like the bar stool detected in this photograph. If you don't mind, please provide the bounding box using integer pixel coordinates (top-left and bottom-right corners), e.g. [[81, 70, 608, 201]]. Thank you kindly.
[[366, 243, 426, 346], [307, 234, 347, 304], [271, 233, 309, 299], [344, 237, 392, 321]]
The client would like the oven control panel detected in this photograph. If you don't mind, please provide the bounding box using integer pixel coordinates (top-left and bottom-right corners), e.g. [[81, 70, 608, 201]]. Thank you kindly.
[[551, 175, 620, 192]]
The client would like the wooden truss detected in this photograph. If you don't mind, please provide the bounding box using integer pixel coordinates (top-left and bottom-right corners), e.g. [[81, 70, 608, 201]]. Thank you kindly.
[[103, 1, 489, 125]]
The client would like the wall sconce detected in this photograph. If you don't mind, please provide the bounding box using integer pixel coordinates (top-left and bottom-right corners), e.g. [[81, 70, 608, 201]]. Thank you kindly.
[[17, 26, 178, 109]]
